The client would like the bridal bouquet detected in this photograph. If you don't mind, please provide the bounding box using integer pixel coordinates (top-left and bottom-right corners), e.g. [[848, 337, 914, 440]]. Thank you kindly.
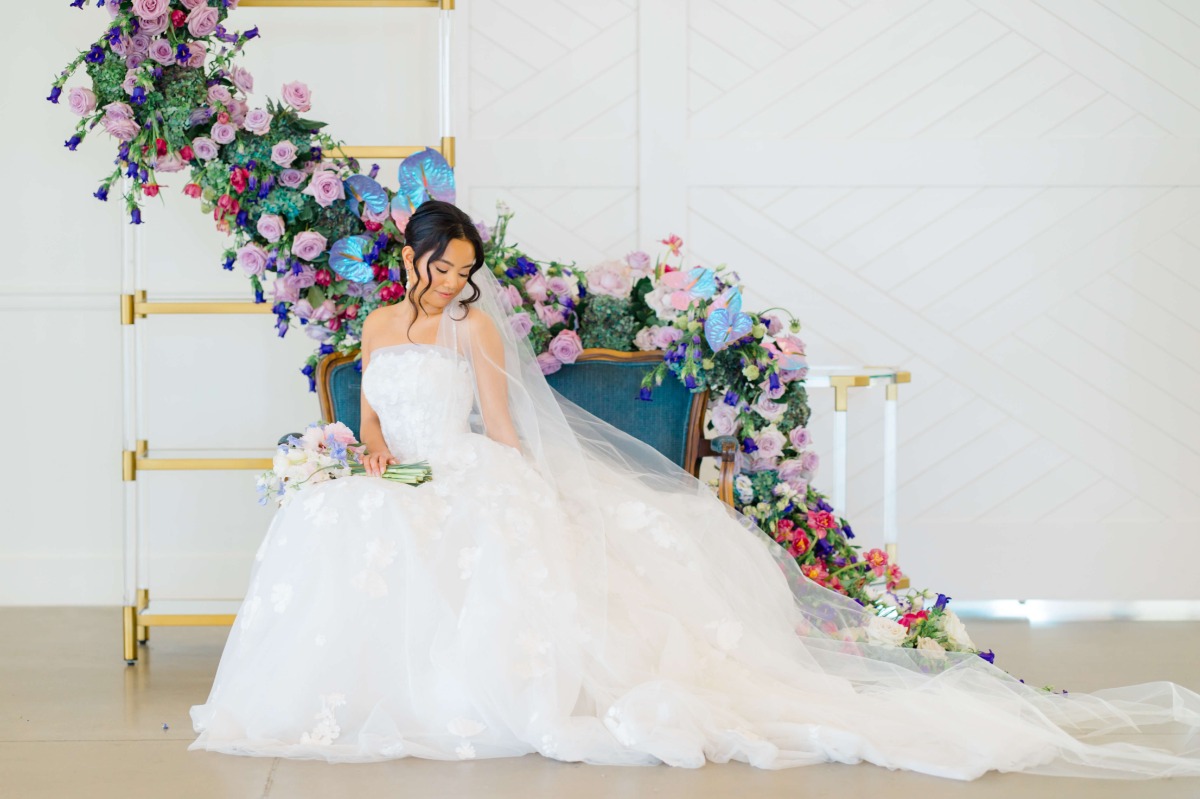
[[256, 421, 431, 508]]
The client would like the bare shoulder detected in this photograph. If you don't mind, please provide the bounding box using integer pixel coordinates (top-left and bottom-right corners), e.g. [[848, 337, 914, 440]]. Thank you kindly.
[[362, 305, 396, 332], [461, 303, 499, 336]]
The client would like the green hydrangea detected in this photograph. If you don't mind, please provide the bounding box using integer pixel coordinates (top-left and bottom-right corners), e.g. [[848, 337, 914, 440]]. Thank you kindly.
[[580, 295, 637, 350]]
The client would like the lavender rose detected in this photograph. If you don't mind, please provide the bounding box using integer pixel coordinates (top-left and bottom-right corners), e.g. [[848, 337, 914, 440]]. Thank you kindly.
[[147, 38, 174, 66], [184, 41, 207, 69], [243, 108, 273, 136], [207, 85, 232, 105], [626, 250, 653, 279], [125, 52, 145, 69], [131, 0, 168, 20], [755, 425, 786, 460], [186, 6, 219, 37], [227, 100, 248, 125], [271, 140, 297, 168], [498, 284, 522, 312], [548, 329, 583, 365], [651, 325, 683, 350], [752, 393, 786, 422], [191, 136, 219, 160], [236, 244, 269, 277], [67, 87, 96, 116], [102, 115, 139, 142], [210, 122, 236, 145], [140, 13, 168, 36], [508, 311, 533, 338], [129, 33, 150, 54], [281, 80, 312, 112], [546, 276, 573, 297], [708, 404, 741, 437], [534, 302, 564, 327], [523, 274, 549, 303], [229, 66, 254, 95], [104, 101, 134, 121], [256, 214, 285, 243], [536, 352, 562, 375], [777, 459, 807, 494], [279, 169, 306, 189], [294, 298, 336, 323], [799, 450, 819, 474], [301, 170, 345, 208], [179, 0, 207, 8], [151, 152, 185, 173], [291, 231, 327, 261], [788, 426, 811, 450]]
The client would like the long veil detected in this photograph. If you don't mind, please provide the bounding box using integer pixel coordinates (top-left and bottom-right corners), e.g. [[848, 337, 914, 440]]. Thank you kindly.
[[435, 266, 1200, 778]]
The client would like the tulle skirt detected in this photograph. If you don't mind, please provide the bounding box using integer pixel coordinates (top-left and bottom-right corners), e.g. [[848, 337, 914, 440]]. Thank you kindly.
[[189, 430, 1200, 780]]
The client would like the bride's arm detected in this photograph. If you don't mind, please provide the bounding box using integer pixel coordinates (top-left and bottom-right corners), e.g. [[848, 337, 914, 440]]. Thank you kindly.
[[468, 309, 522, 452], [357, 312, 395, 469]]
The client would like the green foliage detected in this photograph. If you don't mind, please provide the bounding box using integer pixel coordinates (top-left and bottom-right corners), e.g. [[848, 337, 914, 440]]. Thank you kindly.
[[580, 295, 638, 350]]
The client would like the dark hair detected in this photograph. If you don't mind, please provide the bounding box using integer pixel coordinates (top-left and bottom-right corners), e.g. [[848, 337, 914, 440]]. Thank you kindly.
[[401, 199, 485, 336]]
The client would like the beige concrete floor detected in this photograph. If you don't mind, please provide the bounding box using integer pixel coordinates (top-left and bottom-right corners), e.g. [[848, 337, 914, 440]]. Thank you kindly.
[[2, 607, 1199, 799]]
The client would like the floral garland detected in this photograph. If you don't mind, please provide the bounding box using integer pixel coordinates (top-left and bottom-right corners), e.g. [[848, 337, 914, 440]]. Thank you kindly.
[[54, 0, 1072, 686]]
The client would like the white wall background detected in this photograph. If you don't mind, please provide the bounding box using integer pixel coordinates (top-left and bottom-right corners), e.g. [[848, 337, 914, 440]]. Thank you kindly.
[[5, 0, 1199, 606]]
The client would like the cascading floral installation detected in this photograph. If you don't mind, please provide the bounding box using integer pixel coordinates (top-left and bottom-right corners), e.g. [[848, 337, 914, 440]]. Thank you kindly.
[[54, 0, 1055, 680]]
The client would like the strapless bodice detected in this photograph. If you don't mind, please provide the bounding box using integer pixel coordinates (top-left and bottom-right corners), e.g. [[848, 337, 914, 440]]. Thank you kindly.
[[360, 343, 475, 460]]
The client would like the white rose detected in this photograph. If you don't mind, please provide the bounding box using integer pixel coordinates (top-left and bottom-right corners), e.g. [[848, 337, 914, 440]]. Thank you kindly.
[[866, 615, 907, 647], [917, 636, 947, 660], [939, 609, 975, 650], [644, 285, 681, 321]]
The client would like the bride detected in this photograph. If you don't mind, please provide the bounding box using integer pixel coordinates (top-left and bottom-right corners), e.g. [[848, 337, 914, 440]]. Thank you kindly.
[[189, 200, 1200, 781]]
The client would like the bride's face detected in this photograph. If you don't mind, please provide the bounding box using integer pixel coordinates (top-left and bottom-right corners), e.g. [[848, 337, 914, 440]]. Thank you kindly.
[[403, 237, 476, 313]]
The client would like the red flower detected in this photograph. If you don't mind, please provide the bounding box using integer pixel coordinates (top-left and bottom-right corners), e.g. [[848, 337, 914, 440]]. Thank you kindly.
[[314, 269, 331, 288], [229, 167, 249, 194], [179, 145, 195, 161], [344, 303, 359, 319], [864, 547, 888, 577], [328, 316, 342, 332], [363, 220, 382, 232], [806, 509, 837, 531], [182, 183, 201, 198], [800, 562, 828, 584], [372, 264, 389, 283], [154, 138, 167, 157], [898, 610, 928, 628], [217, 193, 235, 210], [170, 9, 185, 27], [217, 112, 230, 124], [886, 563, 904, 590], [774, 518, 795, 542], [142, 183, 160, 197], [786, 531, 811, 558]]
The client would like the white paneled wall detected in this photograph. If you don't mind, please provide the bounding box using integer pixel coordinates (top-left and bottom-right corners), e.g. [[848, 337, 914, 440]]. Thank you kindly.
[[5, 1, 1198, 604]]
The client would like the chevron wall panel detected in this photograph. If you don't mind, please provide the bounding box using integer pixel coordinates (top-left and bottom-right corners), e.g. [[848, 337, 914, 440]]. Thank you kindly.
[[464, 0, 1200, 600]]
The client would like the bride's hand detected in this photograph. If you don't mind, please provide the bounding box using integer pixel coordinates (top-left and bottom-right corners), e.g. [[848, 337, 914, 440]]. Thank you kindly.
[[360, 449, 398, 477]]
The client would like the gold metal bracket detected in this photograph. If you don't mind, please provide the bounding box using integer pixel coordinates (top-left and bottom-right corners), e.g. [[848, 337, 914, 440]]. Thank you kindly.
[[124, 439, 271, 480], [829, 375, 870, 412]]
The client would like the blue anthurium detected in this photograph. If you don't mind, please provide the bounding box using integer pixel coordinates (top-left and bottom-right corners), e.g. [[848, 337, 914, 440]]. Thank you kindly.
[[344, 174, 388, 216], [329, 235, 375, 283]]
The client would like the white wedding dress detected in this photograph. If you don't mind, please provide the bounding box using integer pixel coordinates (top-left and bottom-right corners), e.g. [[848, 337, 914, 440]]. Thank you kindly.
[[189, 340, 1200, 780]]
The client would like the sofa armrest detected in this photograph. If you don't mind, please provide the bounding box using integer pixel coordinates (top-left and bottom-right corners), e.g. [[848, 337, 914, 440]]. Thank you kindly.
[[710, 435, 739, 507]]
